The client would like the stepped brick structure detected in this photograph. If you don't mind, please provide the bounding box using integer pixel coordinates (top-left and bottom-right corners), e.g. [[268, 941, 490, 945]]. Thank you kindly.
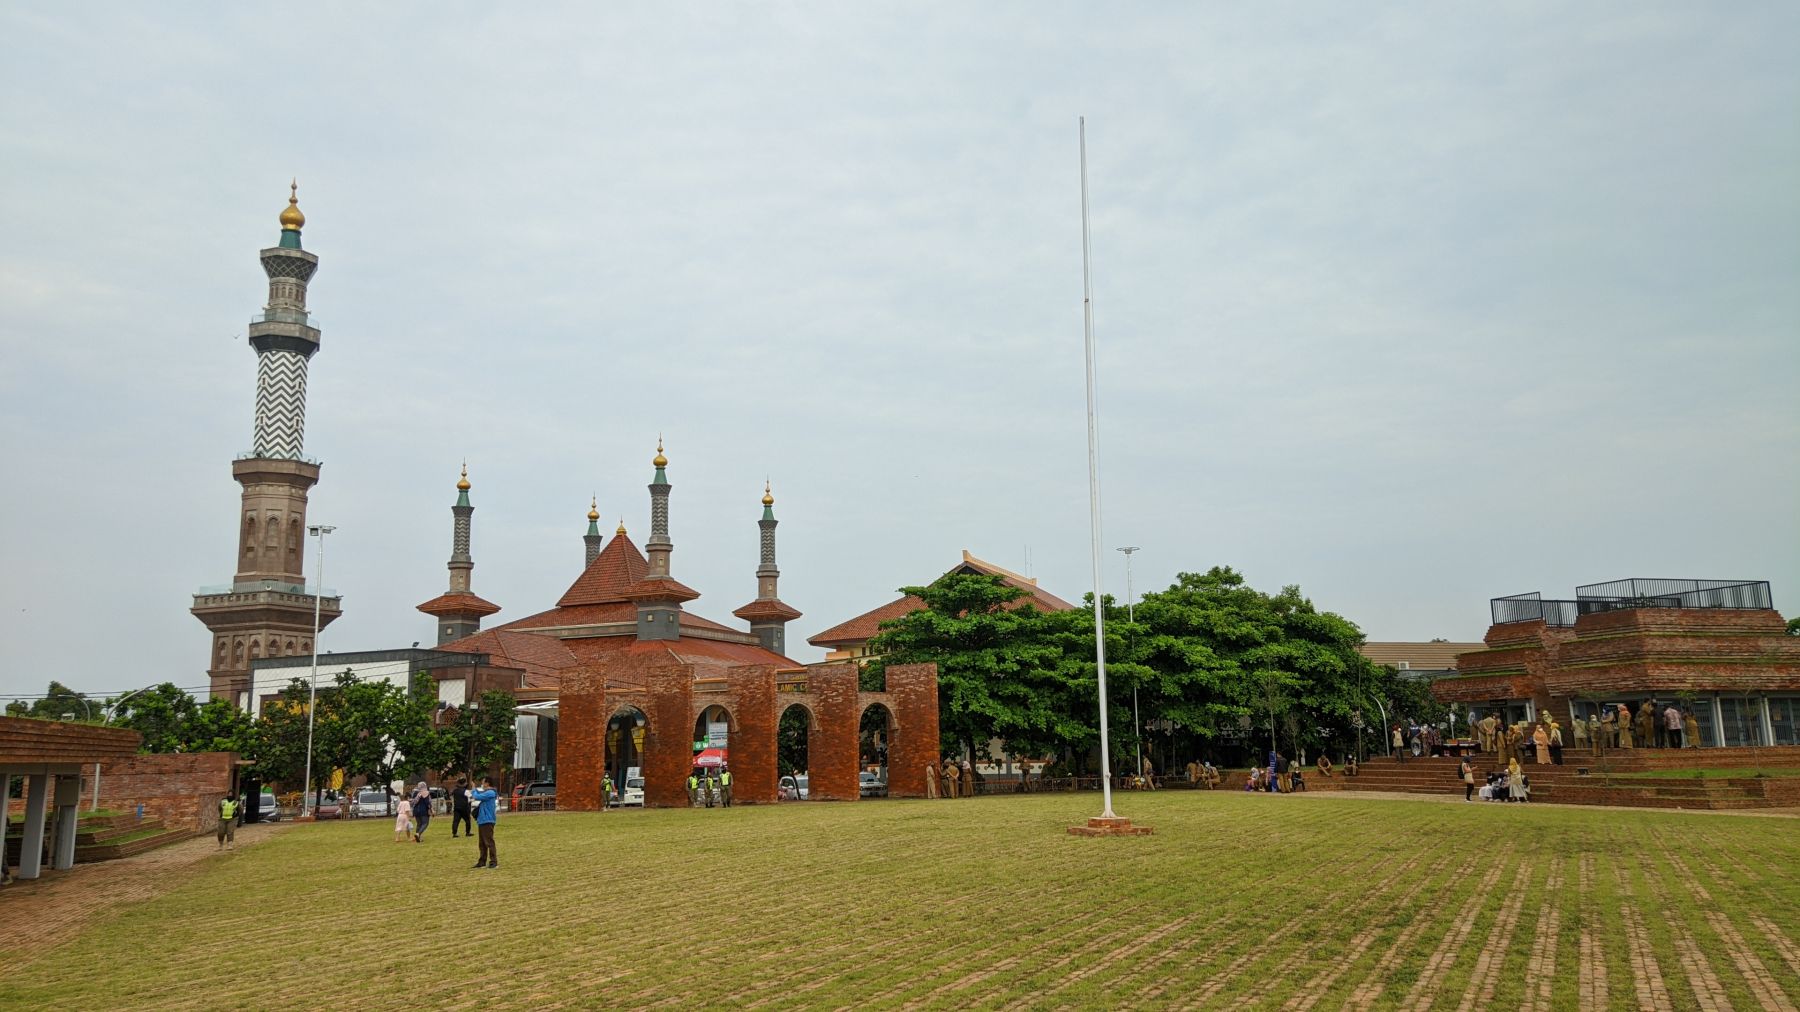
[[431, 442, 937, 808], [1433, 579, 1800, 748], [191, 184, 342, 702]]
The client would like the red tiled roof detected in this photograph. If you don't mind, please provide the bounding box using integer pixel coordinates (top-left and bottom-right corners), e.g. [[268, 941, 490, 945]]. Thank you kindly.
[[557, 534, 649, 607], [733, 598, 803, 622], [809, 595, 923, 646], [807, 551, 1075, 647], [620, 576, 702, 604], [438, 628, 578, 683], [415, 591, 502, 618]]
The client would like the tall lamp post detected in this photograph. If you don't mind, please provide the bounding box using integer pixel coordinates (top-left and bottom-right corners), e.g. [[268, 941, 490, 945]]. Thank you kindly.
[[96, 684, 157, 811], [1116, 546, 1141, 780], [301, 524, 335, 819]]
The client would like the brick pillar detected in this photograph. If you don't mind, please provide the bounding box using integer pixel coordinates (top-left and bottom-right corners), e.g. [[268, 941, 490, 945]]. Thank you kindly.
[[558, 670, 606, 812], [885, 663, 940, 798], [725, 665, 779, 804], [808, 664, 861, 801], [644, 664, 696, 808]]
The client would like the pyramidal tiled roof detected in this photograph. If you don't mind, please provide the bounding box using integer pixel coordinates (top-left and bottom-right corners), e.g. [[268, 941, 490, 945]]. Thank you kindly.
[[557, 533, 649, 607]]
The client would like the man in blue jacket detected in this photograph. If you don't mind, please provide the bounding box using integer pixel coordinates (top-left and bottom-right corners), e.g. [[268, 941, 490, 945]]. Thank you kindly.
[[470, 777, 499, 869]]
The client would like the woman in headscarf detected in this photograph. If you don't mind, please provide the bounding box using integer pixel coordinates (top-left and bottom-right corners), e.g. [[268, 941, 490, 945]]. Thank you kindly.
[[1507, 758, 1528, 802], [1617, 705, 1635, 749], [1532, 723, 1550, 765], [410, 781, 432, 842]]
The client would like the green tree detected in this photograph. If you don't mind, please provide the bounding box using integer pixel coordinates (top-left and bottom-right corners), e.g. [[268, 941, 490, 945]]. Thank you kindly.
[[18, 681, 97, 722], [109, 684, 256, 754], [439, 690, 518, 783], [252, 679, 315, 791], [383, 672, 452, 784], [866, 573, 1074, 762]]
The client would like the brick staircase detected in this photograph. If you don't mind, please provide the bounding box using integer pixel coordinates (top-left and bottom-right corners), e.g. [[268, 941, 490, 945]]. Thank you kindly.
[[5, 810, 192, 865], [1333, 748, 1800, 810]]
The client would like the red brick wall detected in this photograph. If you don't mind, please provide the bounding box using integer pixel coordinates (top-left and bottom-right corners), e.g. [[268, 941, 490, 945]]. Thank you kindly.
[[724, 665, 778, 805], [885, 663, 939, 798], [95, 752, 237, 834], [643, 665, 696, 808], [556, 669, 605, 812], [807, 664, 861, 801]]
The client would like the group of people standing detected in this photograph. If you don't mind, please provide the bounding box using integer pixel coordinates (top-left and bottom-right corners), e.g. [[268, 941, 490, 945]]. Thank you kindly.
[[1581, 701, 1699, 752], [924, 757, 975, 798], [685, 767, 733, 807], [1474, 714, 1567, 766]]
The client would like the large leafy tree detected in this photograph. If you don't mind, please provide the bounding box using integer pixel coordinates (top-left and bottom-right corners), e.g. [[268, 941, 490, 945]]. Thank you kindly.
[[252, 679, 315, 790], [110, 683, 253, 754], [439, 689, 518, 783], [866, 573, 1077, 761], [6, 681, 98, 722]]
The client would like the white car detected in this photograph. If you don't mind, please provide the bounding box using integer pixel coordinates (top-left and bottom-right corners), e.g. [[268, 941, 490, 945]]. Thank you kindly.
[[779, 774, 810, 800], [353, 790, 389, 818], [620, 777, 645, 807]]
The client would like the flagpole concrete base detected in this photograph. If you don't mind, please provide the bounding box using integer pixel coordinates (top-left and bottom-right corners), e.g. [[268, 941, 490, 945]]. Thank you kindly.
[[1067, 815, 1153, 837]]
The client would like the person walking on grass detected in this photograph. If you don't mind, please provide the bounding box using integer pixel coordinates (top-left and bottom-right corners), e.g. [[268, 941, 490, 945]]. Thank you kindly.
[[470, 777, 498, 869], [450, 778, 472, 838], [394, 796, 414, 843], [217, 794, 239, 849], [409, 782, 432, 842]]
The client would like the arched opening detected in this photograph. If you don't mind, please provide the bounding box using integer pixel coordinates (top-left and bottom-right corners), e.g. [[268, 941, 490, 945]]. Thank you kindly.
[[860, 703, 894, 798], [778, 703, 814, 801], [605, 706, 648, 806], [691, 705, 732, 805]]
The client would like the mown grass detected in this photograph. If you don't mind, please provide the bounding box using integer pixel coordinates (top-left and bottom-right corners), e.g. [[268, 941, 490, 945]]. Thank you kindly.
[[2, 793, 1797, 1010], [1609, 767, 1800, 779]]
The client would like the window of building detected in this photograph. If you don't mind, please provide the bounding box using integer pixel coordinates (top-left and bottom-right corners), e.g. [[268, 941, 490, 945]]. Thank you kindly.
[[1767, 697, 1800, 747], [1718, 696, 1765, 747]]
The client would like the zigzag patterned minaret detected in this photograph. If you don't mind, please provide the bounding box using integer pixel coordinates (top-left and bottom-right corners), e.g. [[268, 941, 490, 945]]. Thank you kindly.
[[191, 183, 343, 703]]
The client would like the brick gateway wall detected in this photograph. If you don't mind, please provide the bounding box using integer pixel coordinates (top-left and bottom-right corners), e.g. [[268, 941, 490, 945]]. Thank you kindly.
[[94, 752, 238, 834], [556, 661, 938, 810]]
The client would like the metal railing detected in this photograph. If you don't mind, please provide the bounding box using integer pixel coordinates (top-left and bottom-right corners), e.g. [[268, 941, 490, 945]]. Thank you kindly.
[[196, 580, 340, 598], [1493, 580, 1772, 626], [251, 310, 318, 328]]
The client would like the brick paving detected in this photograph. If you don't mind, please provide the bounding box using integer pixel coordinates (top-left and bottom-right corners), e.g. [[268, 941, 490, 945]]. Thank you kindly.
[[0, 822, 288, 968]]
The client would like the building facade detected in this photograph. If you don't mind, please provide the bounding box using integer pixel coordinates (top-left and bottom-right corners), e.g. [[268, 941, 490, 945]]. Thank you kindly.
[[1432, 579, 1800, 746], [191, 184, 342, 702]]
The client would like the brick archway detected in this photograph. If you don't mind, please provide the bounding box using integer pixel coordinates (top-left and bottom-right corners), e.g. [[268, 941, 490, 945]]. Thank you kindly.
[[777, 700, 821, 799]]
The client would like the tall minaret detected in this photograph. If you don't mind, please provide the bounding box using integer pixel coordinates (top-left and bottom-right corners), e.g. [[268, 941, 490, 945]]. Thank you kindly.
[[584, 497, 603, 565], [624, 437, 698, 640], [192, 184, 343, 703], [417, 463, 500, 644], [646, 437, 673, 578], [733, 481, 802, 655]]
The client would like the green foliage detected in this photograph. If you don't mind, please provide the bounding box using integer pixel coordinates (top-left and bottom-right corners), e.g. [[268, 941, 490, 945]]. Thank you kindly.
[[866, 573, 1078, 760], [9, 681, 97, 722], [438, 689, 518, 782], [109, 683, 253, 754], [251, 679, 315, 789], [1787, 615, 1799, 636]]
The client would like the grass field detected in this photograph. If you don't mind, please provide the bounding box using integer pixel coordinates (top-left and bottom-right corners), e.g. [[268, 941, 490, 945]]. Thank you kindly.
[[3, 793, 1798, 1010]]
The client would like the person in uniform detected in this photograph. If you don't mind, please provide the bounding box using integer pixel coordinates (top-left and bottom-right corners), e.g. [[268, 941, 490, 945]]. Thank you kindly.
[[686, 771, 700, 807], [1599, 707, 1616, 750], [1617, 705, 1634, 748], [943, 759, 961, 799], [719, 766, 733, 808], [1570, 713, 1587, 753], [1532, 723, 1551, 765], [960, 759, 975, 797], [216, 794, 238, 849], [601, 773, 614, 811], [1684, 709, 1701, 749], [1588, 712, 1602, 757], [925, 762, 939, 799], [702, 772, 717, 808]]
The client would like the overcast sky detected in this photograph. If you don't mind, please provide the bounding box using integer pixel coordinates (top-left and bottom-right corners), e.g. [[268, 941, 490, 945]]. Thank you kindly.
[[3, 5, 1796, 702]]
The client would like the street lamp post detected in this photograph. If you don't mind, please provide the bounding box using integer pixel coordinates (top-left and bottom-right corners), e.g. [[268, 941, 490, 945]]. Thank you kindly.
[[1116, 546, 1141, 780], [95, 684, 157, 811], [301, 524, 335, 819]]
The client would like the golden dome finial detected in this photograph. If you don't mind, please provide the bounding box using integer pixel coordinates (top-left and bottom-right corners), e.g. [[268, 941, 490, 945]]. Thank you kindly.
[[616, 517, 627, 536], [279, 179, 305, 231], [456, 460, 471, 491], [652, 435, 668, 469], [587, 495, 600, 522], [762, 479, 774, 507]]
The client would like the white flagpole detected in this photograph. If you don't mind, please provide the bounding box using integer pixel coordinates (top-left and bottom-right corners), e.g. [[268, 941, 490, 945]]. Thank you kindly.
[[1079, 117, 1116, 820]]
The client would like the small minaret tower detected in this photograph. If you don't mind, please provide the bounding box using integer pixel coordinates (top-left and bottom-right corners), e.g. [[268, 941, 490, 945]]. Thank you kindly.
[[191, 183, 343, 701], [623, 437, 699, 640], [416, 463, 500, 644], [733, 481, 802, 655], [584, 497, 604, 566]]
